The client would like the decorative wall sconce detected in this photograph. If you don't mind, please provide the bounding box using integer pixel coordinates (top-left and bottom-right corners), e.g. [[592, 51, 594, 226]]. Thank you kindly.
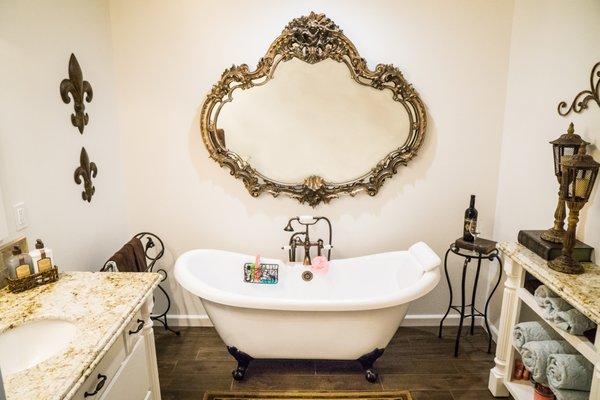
[[541, 123, 588, 243], [548, 147, 599, 274], [74, 147, 98, 203], [60, 53, 93, 134], [557, 62, 600, 116]]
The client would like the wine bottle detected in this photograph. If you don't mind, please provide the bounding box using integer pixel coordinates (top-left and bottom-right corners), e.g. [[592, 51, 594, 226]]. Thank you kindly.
[[463, 195, 478, 242]]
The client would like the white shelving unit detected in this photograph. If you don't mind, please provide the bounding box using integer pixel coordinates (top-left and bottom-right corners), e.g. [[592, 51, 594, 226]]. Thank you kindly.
[[488, 244, 600, 400], [518, 288, 599, 365], [505, 380, 534, 399]]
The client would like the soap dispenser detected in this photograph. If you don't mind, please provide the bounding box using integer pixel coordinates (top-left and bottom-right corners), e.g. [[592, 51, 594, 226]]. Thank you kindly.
[[30, 239, 54, 273], [7, 246, 35, 279]]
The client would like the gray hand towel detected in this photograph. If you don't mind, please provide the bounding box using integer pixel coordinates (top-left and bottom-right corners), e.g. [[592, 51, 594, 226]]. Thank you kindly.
[[513, 321, 561, 351], [521, 340, 577, 384], [535, 285, 558, 307], [550, 385, 590, 400], [547, 354, 593, 391], [554, 309, 596, 336], [543, 297, 573, 320]]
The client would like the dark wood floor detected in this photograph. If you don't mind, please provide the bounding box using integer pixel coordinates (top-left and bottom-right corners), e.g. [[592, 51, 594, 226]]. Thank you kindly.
[[155, 325, 512, 400]]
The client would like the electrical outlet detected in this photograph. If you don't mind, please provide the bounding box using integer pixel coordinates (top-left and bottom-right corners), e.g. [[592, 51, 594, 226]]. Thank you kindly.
[[13, 203, 28, 231]]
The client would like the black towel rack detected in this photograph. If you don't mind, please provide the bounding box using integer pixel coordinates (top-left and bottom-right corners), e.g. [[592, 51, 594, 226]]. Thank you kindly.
[[102, 232, 180, 336]]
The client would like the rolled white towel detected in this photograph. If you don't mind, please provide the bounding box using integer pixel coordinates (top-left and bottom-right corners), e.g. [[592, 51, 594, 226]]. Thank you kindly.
[[543, 297, 573, 320], [547, 354, 593, 391], [549, 385, 590, 400], [513, 321, 561, 351], [521, 340, 577, 384], [535, 285, 558, 307], [554, 309, 596, 336]]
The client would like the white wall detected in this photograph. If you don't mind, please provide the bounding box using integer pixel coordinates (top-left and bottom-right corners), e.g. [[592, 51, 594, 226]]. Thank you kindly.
[[0, 185, 7, 242], [108, 0, 515, 324], [0, 0, 129, 267], [13, 0, 594, 331], [490, 0, 600, 326]]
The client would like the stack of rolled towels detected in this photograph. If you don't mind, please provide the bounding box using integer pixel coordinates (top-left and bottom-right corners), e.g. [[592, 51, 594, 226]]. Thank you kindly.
[[513, 320, 593, 399], [534, 285, 596, 335]]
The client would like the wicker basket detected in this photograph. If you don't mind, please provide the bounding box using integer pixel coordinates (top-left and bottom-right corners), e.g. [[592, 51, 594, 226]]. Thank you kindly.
[[7, 266, 59, 293]]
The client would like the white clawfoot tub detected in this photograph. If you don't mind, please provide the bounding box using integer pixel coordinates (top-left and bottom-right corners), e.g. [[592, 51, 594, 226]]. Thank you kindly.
[[174, 241, 440, 381]]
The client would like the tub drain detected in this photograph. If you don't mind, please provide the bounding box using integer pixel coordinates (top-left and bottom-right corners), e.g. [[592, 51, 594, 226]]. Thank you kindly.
[[302, 271, 313, 281]]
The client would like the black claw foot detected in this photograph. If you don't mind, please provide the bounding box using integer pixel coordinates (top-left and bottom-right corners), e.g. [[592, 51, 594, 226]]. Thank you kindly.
[[365, 369, 378, 383], [357, 348, 384, 383], [232, 366, 246, 381], [227, 346, 253, 381]]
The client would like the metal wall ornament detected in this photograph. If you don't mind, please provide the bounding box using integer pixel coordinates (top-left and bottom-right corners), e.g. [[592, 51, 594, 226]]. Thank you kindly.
[[74, 147, 98, 202], [60, 53, 93, 134], [557, 62, 600, 116], [200, 12, 427, 207]]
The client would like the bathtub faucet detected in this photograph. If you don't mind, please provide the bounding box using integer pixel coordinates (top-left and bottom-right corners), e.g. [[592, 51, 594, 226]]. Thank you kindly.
[[282, 216, 333, 265]]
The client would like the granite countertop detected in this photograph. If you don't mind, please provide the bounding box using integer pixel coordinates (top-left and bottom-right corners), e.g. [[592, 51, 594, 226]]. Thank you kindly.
[[0, 271, 161, 400], [499, 242, 600, 325]]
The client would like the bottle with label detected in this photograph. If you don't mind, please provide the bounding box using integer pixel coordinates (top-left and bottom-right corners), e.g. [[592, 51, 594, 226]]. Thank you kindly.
[[30, 239, 54, 273], [7, 246, 35, 280], [463, 195, 478, 243]]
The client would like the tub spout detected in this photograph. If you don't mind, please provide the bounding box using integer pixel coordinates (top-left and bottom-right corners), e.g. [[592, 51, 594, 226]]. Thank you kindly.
[[303, 253, 311, 266]]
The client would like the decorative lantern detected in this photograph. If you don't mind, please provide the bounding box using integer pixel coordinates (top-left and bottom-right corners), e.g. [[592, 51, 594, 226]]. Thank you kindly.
[[541, 123, 589, 243], [548, 146, 599, 274]]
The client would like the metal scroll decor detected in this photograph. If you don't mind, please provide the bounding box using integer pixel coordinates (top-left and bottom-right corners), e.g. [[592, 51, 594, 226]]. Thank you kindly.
[[74, 147, 98, 202], [558, 62, 600, 116], [60, 53, 93, 134], [200, 12, 427, 206]]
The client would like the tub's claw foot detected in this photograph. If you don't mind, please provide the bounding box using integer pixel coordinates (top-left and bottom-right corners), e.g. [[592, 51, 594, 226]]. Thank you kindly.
[[357, 348, 384, 383], [232, 366, 247, 381], [365, 369, 378, 383], [227, 346, 253, 381]]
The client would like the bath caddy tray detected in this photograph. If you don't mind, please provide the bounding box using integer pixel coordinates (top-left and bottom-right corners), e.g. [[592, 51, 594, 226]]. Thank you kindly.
[[243, 263, 278, 284], [7, 266, 59, 293]]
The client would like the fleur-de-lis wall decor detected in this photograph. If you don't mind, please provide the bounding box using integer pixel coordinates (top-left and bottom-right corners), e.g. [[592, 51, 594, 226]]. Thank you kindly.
[[74, 147, 98, 202], [558, 61, 600, 116], [60, 53, 93, 133]]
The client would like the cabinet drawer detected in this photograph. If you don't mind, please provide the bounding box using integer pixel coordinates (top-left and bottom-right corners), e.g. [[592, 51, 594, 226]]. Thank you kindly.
[[72, 336, 127, 399], [100, 337, 151, 400], [124, 310, 145, 354]]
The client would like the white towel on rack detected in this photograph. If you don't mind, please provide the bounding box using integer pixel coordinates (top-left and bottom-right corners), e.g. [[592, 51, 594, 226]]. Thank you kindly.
[[513, 321, 560, 352], [521, 340, 577, 384], [554, 309, 596, 336], [547, 354, 593, 391], [549, 385, 590, 400], [535, 285, 558, 307], [543, 297, 573, 320]]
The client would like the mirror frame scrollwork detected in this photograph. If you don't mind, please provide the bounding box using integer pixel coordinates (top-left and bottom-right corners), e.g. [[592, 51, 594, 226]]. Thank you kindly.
[[200, 12, 427, 206]]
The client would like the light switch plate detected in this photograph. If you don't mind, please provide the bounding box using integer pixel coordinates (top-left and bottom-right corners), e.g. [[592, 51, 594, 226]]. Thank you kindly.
[[13, 203, 28, 231]]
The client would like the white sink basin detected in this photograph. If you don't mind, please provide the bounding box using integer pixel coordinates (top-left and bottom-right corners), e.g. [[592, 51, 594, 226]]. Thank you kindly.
[[0, 319, 78, 375]]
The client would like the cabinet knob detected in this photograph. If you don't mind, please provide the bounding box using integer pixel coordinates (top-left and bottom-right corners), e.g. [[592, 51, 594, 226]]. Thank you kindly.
[[128, 318, 145, 335], [84, 374, 107, 397]]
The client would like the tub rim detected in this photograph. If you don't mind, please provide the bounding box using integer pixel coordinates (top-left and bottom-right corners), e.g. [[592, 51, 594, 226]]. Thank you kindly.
[[174, 243, 441, 312]]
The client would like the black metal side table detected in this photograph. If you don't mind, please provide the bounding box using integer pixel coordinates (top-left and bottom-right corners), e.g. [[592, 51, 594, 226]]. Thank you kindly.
[[438, 237, 503, 356]]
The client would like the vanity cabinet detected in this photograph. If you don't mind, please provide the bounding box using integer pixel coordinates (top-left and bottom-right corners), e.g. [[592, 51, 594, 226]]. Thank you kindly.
[[72, 300, 160, 400]]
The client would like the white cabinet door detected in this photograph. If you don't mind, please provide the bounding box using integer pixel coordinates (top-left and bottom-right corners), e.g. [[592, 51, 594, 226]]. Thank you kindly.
[[100, 336, 151, 400]]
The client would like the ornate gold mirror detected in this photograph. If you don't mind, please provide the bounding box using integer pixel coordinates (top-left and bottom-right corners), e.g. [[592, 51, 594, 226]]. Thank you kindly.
[[201, 12, 427, 206]]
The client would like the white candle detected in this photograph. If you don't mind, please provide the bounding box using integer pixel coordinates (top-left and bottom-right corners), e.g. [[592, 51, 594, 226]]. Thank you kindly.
[[575, 178, 589, 198]]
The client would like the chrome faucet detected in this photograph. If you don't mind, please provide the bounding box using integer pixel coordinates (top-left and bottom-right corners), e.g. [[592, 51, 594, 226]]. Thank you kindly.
[[282, 216, 332, 265]]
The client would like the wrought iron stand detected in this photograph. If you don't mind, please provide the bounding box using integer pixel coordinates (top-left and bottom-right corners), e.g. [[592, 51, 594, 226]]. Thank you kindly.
[[438, 238, 502, 356], [103, 232, 180, 336], [134, 232, 180, 336]]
